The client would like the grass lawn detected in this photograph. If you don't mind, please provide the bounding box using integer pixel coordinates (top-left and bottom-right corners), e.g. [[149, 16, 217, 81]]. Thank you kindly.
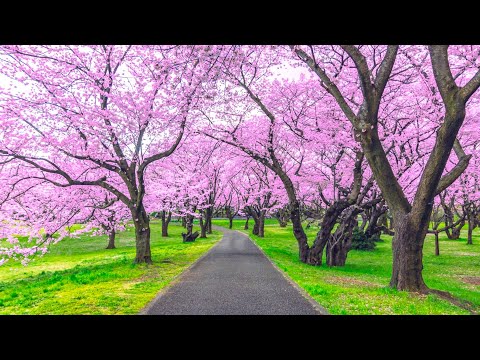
[[0, 220, 222, 314], [213, 218, 479, 315]]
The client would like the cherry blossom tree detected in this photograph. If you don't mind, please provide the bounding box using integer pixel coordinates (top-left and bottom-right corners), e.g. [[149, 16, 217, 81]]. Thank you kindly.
[[0, 171, 95, 265], [1, 44, 479, 298], [219, 179, 242, 229], [200, 46, 379, 265], [0, 45, 213, 263], [82, 194, 130, 249], [292, 45, 480, 292]]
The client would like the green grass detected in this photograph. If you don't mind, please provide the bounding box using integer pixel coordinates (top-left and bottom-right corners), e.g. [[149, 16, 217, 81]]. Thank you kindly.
[[213, 218, 480, 315], [0, 221, 222, 314]]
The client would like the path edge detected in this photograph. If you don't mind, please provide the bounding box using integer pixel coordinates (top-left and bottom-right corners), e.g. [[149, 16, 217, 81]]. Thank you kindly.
[[138, 230, 226, 315], [234, 229, 329, 315]]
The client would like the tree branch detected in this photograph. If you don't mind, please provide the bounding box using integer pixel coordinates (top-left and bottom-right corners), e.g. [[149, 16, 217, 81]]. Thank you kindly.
[[291, 46, 357, 123], [341, 45, 375, 105], [435, 139, 472, 195], [459, 68, 480, 102], [428, 45, 458, 104], [373, 45, 399, 103], [139, 117, 186, 172]]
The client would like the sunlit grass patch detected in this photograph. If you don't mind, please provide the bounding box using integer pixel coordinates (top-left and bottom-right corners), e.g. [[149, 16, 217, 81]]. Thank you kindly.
[[0, 221, 222, 314]]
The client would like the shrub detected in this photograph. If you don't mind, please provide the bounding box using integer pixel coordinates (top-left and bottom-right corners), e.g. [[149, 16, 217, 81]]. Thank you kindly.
[[351, 228, 376, 251], [370, 233, 384, 242]]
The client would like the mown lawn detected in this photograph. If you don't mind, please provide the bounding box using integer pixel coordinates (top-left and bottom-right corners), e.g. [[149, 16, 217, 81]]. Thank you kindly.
[[0, 220, 222, 314], [213, 218, 479, 315]]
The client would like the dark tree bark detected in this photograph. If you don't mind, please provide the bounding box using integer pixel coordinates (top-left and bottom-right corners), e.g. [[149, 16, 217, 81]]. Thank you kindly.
[[225, 206, 237, 229], [244, 216, 250, 230], [304, 151, 367, 265], [252, 218, 259, 235], [100, 213, 117, 249], [365, 200, 387, 239], [275, 207, 289, 227], [463, 201, 478, 245], [467, 225, 473, 245], [360, 213, 369, 231], [429, 205, 443, 256], [428, 213, 466, 256], [181, 216, 186, 228], [288, 199, 311, 263], [161, 210, 172, 237], [466, 208, 477, 245], [390, 213, 429, 291], [106, 229, 116, 249], [434, 233, 440, 256], [245, 205, 266, 237], [199, 214, 207, 238], [449, 224, 464, 240], [206, 207, 213, 234], [258, 213, 265, 237], [185, 213, 194, 236], [182, 231, 199, 242], [441, 194, 465, 239], [379, 213, 388, 233], [326, 195, 382, 266], [326, 207, 360, 266], [307, 199, 352, 265], [182, 209, 199, 241], [132, 204, 152, 264], [388, 213, 394, 231]]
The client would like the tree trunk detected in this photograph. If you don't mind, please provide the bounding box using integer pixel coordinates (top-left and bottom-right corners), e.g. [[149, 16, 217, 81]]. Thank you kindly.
[[306, 200, 351, 266], [244, 216, 249, 230], [161, 211, 171, 237], [390, 214, 428, 292], [182, 231, 199, 242], [275, 208, 289, 227], [287, 200, 311, 263], [225, 207, 235, 229], [199, 214, 207, 238], [132, 205, 152, 264], [379, 213, 388, 228], [258, 213, 265, 237], [467, 221, 473, 245], [445, 227, 453, 239], [360, 213, 368, 231], [434, 233, 440, 256], [326, 208, 358, 266], [449, 221, 465, 240], [326, 239, 349, 266], [365, 208, 385, 239], [206, 207, 213, 234], [389, 215, 394, 230], [186, 214, 193, 235], [252, 219, 259, 235], [361, 200, 387, 240], [106, 229, 116, 249], [181, 216, 186, 228], [443, 201, 465, 239]]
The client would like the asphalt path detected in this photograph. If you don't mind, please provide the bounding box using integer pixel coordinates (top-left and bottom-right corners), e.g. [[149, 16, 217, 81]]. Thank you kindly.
[[141, 226, 325, 315]]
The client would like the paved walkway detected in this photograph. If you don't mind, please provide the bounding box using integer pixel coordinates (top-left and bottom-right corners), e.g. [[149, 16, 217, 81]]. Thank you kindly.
[[141, 226, 325, 315]]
